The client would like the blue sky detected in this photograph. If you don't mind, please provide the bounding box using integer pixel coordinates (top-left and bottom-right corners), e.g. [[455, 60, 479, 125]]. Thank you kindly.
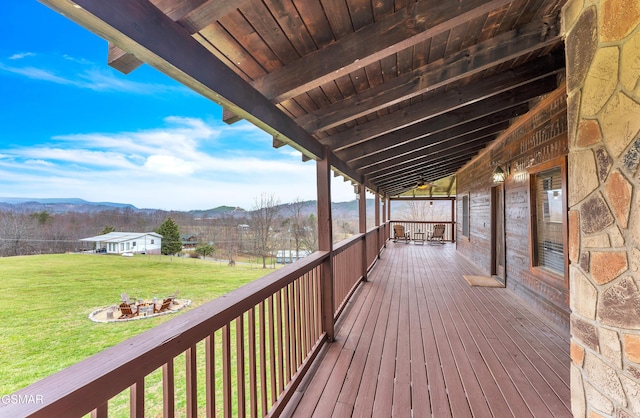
[[0, 2, 357, 211]]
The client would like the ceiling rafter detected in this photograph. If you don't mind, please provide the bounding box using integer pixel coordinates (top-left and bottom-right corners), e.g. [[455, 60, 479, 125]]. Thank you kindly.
[[354, 121, 509, 172], [296, 18, 561, 132], [251, 0, 514, 102], [319, 53, 564, 150]]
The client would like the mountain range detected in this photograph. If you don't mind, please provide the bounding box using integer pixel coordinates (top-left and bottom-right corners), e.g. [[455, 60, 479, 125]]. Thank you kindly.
[[0, 197, 372, 219]]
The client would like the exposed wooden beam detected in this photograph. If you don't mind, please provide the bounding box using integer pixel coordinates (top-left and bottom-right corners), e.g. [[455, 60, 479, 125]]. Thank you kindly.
[[221, 108, 241, 124], [354, 121, 509, 172], [107, 43, 143, 74], [177, 0, 244, 33], [108, 0, 246, 74], [251, 0, 514, 102], [447, 176, 456, 197], [364, 138, 499, 182], [148, 0, 207, 21], [319, 53, 564, 149], [296, 20, 562, 132], [332, 95, 527, 157], [385, 161, 472, 195], [369, 142, 490, 185], [335, 104, 528, 162], [350, 115, 510, 170]]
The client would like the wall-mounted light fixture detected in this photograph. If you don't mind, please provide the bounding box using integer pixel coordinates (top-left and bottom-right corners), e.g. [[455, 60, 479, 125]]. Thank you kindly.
[[492, 164, 510, 183]]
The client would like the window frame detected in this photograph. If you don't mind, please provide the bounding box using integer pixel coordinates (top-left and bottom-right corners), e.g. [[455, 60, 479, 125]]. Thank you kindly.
[[461, 193, 470, 239], [527, 156, 568, 288]]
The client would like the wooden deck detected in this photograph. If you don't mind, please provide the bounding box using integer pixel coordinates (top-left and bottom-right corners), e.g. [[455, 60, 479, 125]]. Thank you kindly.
[[284, 242, 571, 417]]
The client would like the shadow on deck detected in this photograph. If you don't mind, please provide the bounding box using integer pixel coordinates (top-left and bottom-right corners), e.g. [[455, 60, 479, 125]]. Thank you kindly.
[[285, 241, 571, 417]]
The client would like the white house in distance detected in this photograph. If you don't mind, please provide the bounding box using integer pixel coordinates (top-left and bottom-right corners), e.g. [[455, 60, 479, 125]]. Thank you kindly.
[[80, 232, 162, 255]]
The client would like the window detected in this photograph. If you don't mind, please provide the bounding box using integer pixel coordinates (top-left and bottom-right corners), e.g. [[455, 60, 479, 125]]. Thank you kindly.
[[461, 194, 470, 237], [132, 242, 136, 247], [529, 158, 567, 278], [151, 239, 155, 244]]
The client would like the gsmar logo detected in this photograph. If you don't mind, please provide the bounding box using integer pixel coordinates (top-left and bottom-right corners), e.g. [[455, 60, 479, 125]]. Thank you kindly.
[[1, 394, 44, 405]]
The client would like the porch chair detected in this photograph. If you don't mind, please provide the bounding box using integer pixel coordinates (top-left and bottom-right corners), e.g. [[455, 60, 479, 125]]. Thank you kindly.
[[118, 302, 138, 319], [393, 224, 411, 243], [154, 297, 174, 313], [428, 224, 446, 244]]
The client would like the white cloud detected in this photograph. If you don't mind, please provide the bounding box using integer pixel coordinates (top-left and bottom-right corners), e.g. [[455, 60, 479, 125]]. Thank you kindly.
[[0, 54, 186, 95], [144, 155, 196, 175], [0, 63, 75, 85], [9, 52, 36, 60], [0, 117, 357, 210]]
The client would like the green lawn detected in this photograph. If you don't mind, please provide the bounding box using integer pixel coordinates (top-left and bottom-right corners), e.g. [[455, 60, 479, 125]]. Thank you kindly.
[[0, 254, 271, 395]]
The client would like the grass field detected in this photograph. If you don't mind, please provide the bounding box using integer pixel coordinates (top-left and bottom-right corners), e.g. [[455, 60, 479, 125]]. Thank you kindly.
[[0, 253, 272, 396]]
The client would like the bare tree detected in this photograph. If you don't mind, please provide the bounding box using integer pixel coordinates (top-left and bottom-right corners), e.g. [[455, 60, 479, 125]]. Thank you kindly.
[[287, 198, 308, 260], [219, 211, 240, 266], [0, 211, 37, 256], [300, 213, 318, 253], [250, 193, 281, 268]]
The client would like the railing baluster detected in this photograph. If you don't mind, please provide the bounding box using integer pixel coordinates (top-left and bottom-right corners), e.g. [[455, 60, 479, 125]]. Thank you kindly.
[[259, 302, 268, 414], [186, 345, 197, 417], [130, 378, 144, 418], [90, 402, 107, 418], [205, 334, 215, 418], [268, 295, 277, 404], [276, 288, 285, 391], [301, 273, 309, 358], [222, 325, 232, 418], [248, 308, 258, 417], [295, 278, 303, 366], [163, 360, 175, 418], [236, 315, 246, 418], [284, 285, 293, 381]]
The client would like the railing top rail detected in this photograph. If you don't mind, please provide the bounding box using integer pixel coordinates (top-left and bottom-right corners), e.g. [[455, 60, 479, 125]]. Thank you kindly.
[[332, 224, 386, 255], [1, 251, 329, 417], [389, 220, 455, 224]]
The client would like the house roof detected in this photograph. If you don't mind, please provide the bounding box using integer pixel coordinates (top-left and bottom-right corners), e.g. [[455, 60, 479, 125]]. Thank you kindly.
[[80, 232, 163, 243], [41, 0, 566, 197]]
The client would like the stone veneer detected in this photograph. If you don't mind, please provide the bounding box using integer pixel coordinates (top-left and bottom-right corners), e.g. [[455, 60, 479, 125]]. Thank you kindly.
[[564, 0, 640, 416]]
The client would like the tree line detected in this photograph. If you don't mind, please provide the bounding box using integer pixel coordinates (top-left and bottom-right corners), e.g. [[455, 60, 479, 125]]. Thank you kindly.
[[0, 194, 327, 267]]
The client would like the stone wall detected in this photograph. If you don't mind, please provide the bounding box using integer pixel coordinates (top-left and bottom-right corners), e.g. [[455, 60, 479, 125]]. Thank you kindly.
[[563, 0, 640, 416]]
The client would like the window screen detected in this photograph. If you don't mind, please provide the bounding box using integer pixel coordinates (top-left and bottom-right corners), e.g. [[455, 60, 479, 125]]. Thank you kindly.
[[533, 167, 564, 275]]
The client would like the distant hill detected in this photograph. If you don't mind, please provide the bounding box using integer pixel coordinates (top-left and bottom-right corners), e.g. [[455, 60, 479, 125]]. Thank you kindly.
[[0, 197, 138, 213], [0, 197, 377, 219]]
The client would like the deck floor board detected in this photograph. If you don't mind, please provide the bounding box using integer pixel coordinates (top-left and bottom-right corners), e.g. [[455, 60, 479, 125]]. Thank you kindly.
[[287, 242, 570, 417]]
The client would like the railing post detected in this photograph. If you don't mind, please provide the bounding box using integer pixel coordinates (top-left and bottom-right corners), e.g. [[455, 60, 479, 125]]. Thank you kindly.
[[317, 146, 334, 341], [451, 197, 456, 243], [359, 185, 368, 281], [375, 194, 382, 254]]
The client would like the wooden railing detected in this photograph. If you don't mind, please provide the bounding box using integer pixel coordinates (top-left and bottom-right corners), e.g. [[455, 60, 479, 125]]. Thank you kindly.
[[2, 225, 389, 417], [331, 225, 384, 319], [389, 220, 456, 243]]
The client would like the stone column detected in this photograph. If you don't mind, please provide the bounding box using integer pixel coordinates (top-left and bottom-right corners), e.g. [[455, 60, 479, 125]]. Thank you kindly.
[[564, 0, 640, 416]]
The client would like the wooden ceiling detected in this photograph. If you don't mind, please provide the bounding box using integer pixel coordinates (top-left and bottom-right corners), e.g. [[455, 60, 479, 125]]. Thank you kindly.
[[41, 0, 567, 197]]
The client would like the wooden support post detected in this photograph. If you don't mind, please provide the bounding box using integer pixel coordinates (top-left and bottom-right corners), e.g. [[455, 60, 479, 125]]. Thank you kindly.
[[316, 147, 334, 341], [382, 197, 388, 248], [388, 198, 392, 240], [374, 193, 381, 257], [359, 185, 368, 282], [451, 198, 456, 243]]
